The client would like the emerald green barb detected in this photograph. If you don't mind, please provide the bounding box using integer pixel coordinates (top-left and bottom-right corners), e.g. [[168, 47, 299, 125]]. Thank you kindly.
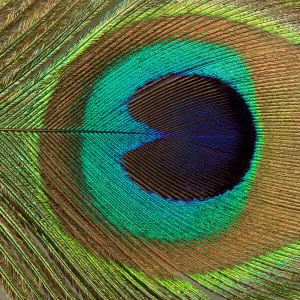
[[81, 39, 263, 241]]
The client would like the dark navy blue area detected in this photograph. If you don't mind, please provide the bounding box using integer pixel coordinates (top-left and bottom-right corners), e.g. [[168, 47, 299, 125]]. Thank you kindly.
[[124, 75, 257, 201]]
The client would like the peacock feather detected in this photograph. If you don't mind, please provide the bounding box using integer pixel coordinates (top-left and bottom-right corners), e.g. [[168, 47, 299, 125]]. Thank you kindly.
[[0, 0, 299, 299]]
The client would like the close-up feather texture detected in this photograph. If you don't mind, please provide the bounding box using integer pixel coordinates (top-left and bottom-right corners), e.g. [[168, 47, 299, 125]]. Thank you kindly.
[[0, 0, 300, 299]]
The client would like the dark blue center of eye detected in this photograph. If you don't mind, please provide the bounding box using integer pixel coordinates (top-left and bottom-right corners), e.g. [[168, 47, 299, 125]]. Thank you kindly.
[[122, 75, 257, 201]]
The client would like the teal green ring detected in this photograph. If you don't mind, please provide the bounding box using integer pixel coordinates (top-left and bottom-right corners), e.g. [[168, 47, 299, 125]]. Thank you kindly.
[[81, 39, 263, 242]]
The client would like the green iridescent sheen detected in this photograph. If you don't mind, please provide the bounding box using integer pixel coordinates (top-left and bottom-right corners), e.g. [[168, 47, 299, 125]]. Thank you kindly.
[[81, 39, 263, 241]]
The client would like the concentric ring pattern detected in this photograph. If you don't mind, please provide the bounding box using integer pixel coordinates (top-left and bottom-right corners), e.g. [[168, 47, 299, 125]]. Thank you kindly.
[[0, 0, 299, 299]]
